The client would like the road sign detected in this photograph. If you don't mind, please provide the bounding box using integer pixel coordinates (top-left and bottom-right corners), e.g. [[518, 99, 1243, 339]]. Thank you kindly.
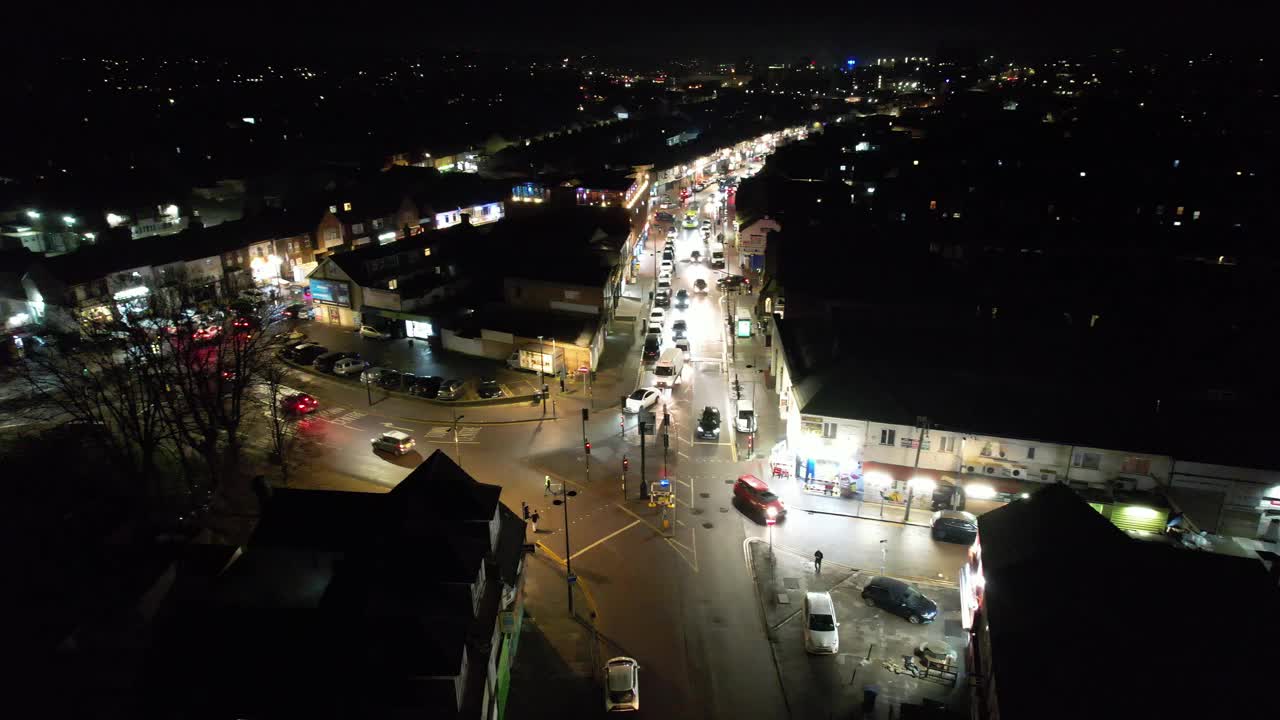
[[639, 410, 657, 429]]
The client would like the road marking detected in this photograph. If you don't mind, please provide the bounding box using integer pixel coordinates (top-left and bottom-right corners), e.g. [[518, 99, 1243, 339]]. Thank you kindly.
[[675, 479, 691, 488], [381, 422, 414, 433], [569, 520, 641, 560]]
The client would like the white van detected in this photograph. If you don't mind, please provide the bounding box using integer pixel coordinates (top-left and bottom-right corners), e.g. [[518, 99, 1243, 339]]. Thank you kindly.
[[653, 347, 684, 388]]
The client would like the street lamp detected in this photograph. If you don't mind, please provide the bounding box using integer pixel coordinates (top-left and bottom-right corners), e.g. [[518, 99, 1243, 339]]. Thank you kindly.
[[766, 506, 778, 554], [449, 411, 466, 468], [552, 487, 579, 615]]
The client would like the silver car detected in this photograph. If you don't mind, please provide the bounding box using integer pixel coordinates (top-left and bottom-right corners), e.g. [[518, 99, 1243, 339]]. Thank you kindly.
[[604, 657, 640, 712]]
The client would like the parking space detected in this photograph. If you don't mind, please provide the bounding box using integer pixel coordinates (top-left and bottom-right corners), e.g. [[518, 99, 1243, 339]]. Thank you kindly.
[[282, 320, 547, 401], [751, 544, 969, 718]]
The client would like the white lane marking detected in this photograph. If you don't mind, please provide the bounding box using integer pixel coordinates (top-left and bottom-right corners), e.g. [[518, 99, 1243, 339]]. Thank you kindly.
[[569, 520, 642, 560]]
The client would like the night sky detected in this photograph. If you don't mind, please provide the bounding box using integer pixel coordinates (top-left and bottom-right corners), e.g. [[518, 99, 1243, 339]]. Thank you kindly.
[[12, 1, 1269, 63]]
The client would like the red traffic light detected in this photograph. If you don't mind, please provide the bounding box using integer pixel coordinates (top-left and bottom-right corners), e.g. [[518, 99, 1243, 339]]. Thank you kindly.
[[584, 441, 592, 454], [622, 457, 630, 471]]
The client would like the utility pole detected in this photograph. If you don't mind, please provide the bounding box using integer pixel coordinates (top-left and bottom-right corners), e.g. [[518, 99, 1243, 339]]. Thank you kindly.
[[581, 408, 590, 476], [639, 420, 647, 496], [903, 416, 928, 523], [538, 334, 547, 415]]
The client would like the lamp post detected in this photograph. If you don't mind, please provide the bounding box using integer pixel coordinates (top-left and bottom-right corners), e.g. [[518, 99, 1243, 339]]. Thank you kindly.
[[553, 487, 579, 615], [903, 416, 928, 524], [450, 410, 466, 468], [537, 335, 547, 414], [766, 506, 778, 555]]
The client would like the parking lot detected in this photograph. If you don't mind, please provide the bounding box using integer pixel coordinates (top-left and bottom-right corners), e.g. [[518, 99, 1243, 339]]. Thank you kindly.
[[750, 542, 969, 718], [285, 320, 543, 402]]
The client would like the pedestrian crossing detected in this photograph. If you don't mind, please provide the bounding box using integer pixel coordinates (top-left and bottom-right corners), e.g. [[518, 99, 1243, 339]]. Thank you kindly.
[[424, 425, 482, 444]]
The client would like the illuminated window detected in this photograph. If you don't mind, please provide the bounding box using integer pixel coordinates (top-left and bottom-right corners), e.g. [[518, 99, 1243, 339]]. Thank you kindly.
[[352, 223, 364, 234], [329, 205, 337, 214], [822, 423, 837, 439], [423, 248, 432, 257], [388, 279, 398, 290], [343, 202, 352, 212], [929, 200, 937, 210]]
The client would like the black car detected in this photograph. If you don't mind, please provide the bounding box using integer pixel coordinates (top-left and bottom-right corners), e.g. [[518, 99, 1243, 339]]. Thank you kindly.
[[861, 576, 939, 625], [642, 335, 662, 361], [477, 378, 504, 399], [377, 369, 404, 390], [675, 289, 690, 308], [717, 275, 745, 289], [313, 351, 357, 373], [695, 406, 721, 439], [654, 290, 671, 308], [289, 344, 329, 364], [400, 373, 420, 391], [410, 375, 444, 398], [930, 510, 978, 544], [662, 249, 674, 262]]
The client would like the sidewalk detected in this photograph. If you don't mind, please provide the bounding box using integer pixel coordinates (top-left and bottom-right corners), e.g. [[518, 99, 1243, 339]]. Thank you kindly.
[[773, 474, 934, 528], [506, 549, 603, 719]]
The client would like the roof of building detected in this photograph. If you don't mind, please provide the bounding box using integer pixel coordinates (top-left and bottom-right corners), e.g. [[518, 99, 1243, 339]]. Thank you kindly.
[[389, 450, 501, 526], [459, 304, 602, 348], [976, 484, 1279, 720]]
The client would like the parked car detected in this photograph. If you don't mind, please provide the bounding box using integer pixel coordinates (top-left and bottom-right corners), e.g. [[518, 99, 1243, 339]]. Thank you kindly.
[[861, 576, 939, 624], [359, 325, 393, 340], [603, 657, 640, 713], [332, 356, 369, 376], [642, 334, 662, 361], [736, 409, 757, 433], [647, 319, 663, 334], [717, 275, 744, 289], [733, 474, 785, 519], [437, 378, 466, 400], [660, 259, 674, 275], [314, 351, 358, 373], [282, 393, 318, 415], [671, 319, 687, 335], [361, 366, 390, 384], [657, 277, 672, 291], [625, 387, 661, 414], [409, 375, 444, 398], [803, 591, 840, 654], [477, 378, 504, 399], [371, 430, 415, 456], [930, 510, 978, 544], [648, 308, 666, 326], [654, 290, 671, 308], [400, 373, 420, 391], [695, 406, 721, 439], [377, 369, 404, 390], [284, 343, 327, 364]]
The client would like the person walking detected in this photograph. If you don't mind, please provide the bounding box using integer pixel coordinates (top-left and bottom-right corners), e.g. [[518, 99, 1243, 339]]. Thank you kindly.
[[530, 511, 540, 534], [559, 373, 566, 392], [521, 502, 530, 521], [814, 549, 824, 574], [544, 475, 552, 496]]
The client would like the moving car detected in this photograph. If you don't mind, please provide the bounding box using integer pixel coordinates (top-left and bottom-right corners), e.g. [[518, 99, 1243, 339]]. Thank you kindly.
[[710, 250, 726, 268], [694, 278, 708, 293], [359, 325, 393, 340], [282, 393, 319, 415], [674, 337, 691, 353], [332, 356, 369, 376], [477, 378, 504, 399], [231, 316, 259, 332], [625, 387, 661, 414], [371, 430, 415, 456], [861, 576, 939, 624], [661, 249, 674, 263], [410, 375, 444, 398], [437, 378, 466, 400], [931, 510, 978, 544], [683, 216, 698, 229], [733, 474, 785, 519], [696, 406, 721, 439], [313, 351, 358, 373], [671, 319, 687, 336], [717, 275, 745, 289], [803, 591, 840, 654], [603, 657, 640, 713], [674, 289, 690, 308], [281, 303, 313, 320]]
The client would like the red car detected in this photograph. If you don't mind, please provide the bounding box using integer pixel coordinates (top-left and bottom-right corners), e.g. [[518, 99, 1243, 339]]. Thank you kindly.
[[733, 474, 786, 520], [283, 393, 318, 415]]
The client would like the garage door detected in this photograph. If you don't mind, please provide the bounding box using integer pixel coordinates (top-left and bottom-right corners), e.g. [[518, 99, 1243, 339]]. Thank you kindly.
[[1167, 487, 1226, 532]]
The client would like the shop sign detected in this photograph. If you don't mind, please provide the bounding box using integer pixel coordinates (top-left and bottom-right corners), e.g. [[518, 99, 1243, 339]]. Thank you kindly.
[[309, 278, 351, 307]]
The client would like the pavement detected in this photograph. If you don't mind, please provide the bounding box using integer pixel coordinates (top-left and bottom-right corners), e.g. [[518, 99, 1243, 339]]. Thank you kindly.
[[747, 541, 970, 718]]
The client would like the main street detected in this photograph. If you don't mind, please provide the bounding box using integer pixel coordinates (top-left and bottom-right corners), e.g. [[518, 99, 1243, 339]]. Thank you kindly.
[[267, 180, 966, 718]]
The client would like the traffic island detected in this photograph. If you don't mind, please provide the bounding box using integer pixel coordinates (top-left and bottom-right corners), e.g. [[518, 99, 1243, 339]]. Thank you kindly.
[[747, 540, 969, 718]]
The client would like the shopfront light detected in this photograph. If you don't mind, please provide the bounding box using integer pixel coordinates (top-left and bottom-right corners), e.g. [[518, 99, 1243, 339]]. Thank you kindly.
[[865, 471, 892, 487], [965, 484, 997, 500], [909, 477, 936, 493]]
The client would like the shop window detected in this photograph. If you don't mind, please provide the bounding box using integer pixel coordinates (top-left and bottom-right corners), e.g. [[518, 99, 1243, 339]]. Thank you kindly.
[[1027, 446, 1036, 460], [822, 423, 837, 439], [1072, 451, 1102, 470], [879, 428, 896, 446]]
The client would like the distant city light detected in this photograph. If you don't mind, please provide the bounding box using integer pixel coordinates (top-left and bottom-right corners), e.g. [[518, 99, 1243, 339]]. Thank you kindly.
[[26, 210, 40, 220], [243, 117, 256, 124], [62, 215, 76, 226]]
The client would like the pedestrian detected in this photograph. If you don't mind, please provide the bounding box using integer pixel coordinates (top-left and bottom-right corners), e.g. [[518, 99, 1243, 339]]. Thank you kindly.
[[559, 374, 566, 392], [544, 475, 552, 496], [531, 512, 540, 533], [814, 549, 824, 574], [521, 501, 530, 521]]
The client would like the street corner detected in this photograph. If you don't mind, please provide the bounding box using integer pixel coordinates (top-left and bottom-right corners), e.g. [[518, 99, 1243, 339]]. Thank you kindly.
[[747, 539, 854, 631], [615, 492, 698, 570]]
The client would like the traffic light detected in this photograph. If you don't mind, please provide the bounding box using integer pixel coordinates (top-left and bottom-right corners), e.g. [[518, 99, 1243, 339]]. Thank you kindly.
[[663, 432, 670, 449], [582, 408, 589, 422], [623, 456, 630, 472], [584, 440, 592, 455]]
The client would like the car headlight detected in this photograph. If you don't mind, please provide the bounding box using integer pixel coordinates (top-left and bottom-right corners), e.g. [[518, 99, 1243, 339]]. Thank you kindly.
[[697, 426, 704, 432]]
